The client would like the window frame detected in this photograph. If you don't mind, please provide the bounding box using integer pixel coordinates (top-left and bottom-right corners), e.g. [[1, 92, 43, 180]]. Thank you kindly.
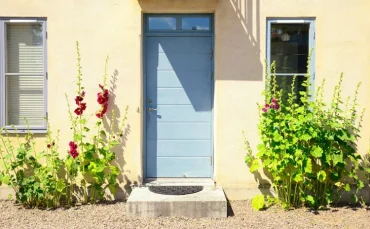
[[0, 18, 47, 133], [266, 18, 316, 97], [145, 14, 213, 33]]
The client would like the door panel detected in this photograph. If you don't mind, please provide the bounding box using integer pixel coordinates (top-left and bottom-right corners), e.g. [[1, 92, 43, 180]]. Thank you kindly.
[[146, 36, 213, 178]]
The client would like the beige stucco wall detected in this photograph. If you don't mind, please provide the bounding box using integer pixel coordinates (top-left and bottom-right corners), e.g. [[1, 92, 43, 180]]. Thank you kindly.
[[1, 0, 370, 200]]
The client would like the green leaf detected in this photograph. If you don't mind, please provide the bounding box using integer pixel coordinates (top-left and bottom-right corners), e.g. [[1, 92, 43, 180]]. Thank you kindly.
[[294, 149, 303, 158], [83, 127, 90, 132], [56, 179, 66, 193], [273, 131, 283, 142], [357, 180, 364, 189], [294, 173, 303, 183], [311, 146, 323, 158], [305, 195, 316, 206], [79, 119, 87, 124], [344, 184, 350, 192], [333, 153, 343, 166], [305, 158, 312, 173], [1, 175, 11, 185], [300, 134, 312, 141], [109, 166, 120, 176], [245, 155, 253, 164], [249, 160, 260, 173], [75, 134, 83, 141], [100, 130, 106, 136], [317, 170, 327, 182], [252, 194, 265, 211]]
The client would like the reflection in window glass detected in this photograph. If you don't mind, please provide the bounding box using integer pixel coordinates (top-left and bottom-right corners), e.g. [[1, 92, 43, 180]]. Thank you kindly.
[[148, 17, 176, 30], [182, 17, 210, 31], [270, 24, 309, 73]]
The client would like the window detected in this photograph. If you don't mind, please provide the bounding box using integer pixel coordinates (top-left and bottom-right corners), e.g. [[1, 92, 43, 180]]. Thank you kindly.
[[148, 17, 177, 30], [267, 19, 315, 103], [181, 17, 210, 31], [0, 19, 47, 131], [147, 15, 212, 32]]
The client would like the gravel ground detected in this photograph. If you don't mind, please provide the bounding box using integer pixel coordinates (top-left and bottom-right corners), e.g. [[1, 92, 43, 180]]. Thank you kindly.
[[0, 200, 369, 229]]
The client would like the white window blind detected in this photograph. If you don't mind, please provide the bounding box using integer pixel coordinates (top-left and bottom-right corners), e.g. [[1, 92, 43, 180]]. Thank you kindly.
[[4, 22, 45, 127]]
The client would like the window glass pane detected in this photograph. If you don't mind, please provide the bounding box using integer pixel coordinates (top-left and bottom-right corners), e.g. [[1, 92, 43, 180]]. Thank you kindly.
[[6, 23, 44, 74], [270, 24, 309, 73], [273, 75, 306, 105], [182, 17, 210, 31], [148, 17, 176, 30], [6, 75, 44, 126]]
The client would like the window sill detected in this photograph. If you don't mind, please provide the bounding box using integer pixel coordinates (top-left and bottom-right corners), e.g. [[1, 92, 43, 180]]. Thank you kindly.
[[1, 129, 47, 134]]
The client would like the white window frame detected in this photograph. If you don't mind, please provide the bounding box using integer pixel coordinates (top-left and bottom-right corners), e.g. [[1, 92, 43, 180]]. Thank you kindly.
[[266, 18, 316, 97], [0, 18, 47, 133]]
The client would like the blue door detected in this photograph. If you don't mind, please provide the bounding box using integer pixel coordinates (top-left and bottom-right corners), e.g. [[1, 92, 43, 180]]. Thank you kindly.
[[146, 36, 213, 178]]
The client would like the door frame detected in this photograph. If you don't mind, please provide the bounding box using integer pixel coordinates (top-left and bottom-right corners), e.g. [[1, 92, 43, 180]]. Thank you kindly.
[[142, 13, 215, 179]]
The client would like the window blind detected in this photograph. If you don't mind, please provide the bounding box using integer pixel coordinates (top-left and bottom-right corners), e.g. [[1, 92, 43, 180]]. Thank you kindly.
[[5, 23, 44, 127]]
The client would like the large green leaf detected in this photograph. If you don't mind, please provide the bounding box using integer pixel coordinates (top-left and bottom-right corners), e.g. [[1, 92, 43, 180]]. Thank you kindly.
[[317, 170, 327, 182], [249, 160, 260, 173], [109, 166, 120, 176], [56, 179, 66, 193], [305, 195, 316, 207], [333, 153, 343, 166], [293, 173, 303, 183], [311, 146, 323, 158], [251, 194, 265, 211], [1, 175, 11, 185]]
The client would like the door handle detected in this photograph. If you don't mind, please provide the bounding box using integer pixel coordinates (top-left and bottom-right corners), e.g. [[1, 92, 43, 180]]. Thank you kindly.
[[148, 107, 157, 112]]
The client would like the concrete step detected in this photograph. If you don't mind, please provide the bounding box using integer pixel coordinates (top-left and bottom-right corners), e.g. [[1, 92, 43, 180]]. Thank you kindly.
[[126, 185, 227, 218]]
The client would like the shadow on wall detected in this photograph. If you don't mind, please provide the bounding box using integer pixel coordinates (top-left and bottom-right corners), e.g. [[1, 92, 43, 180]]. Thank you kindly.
[[101, 69, 137, 200], [217, 0, 262, 81], [138, 0, 263, 81]]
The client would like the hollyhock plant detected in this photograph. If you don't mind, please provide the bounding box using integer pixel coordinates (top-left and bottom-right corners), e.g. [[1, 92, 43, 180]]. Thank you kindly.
[[63, 42, 128, 206]]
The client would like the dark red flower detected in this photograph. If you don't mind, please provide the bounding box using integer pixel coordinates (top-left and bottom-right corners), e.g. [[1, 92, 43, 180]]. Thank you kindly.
[[81, 91, 86, 97], [47, 144, 51, 148], [75, 96, 83, 105], [68, 141, 79, 159], [68, 141, 74, 148], [74, 107, 83, 115], [102, 104, 108, 113], [80, 103, 87, 111], [271, 98, 277, 104], [96, 84, 109, 118], [262, 107, 268, 113], [97, 94, 108, 104], [69, 148, 79, 159]]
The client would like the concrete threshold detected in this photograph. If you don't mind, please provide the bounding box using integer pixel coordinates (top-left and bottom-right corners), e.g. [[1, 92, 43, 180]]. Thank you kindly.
[[126, 184, 227, 218]]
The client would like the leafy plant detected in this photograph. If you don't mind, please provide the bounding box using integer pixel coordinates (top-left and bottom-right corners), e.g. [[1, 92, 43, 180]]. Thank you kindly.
[[245, 57, 366, 210], [0, 41, 128, 208], [64, 41, 128, 204], [0, 121, 65, 208]]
